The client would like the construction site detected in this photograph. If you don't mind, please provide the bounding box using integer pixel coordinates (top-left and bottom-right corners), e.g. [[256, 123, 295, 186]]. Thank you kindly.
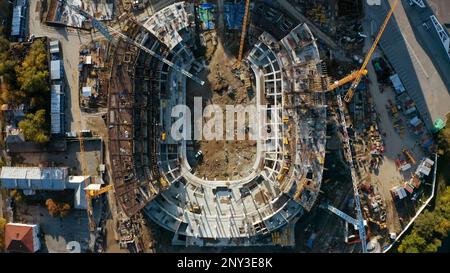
[[74, 0, 441, 252], [3, 0, 447, 254], [109, 0, 367, 250]]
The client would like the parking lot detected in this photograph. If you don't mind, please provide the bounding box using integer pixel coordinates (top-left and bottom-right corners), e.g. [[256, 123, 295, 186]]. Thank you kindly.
[[12, 139, 103, 176]]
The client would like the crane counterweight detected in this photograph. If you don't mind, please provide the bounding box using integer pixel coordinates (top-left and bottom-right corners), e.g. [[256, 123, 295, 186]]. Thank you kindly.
[[327, 0, 399, 103]]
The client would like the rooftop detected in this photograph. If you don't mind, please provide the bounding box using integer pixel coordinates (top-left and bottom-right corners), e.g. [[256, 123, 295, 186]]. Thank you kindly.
[[0, 167, 68, 181], [4, 223, 41, 253]]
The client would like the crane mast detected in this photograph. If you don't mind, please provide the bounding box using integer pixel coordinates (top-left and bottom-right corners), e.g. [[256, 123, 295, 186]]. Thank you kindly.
[[336, 95, 367, 253], [343, 0, 399, 102], [236, 0, 251, 67]]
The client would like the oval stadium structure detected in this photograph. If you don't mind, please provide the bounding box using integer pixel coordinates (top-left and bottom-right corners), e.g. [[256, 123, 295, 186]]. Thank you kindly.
[[107, 2, 328, 247]]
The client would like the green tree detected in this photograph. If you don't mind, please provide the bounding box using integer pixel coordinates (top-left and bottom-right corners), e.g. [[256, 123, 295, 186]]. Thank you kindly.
[[59, 203, 71, 218], [0, 59, 21, 104], [0, 217, 6, 252], [9, 189, 23, 203], [0, 36, 20, 106], [0, 37, 49, 108], [15, 39, 49, 110], [437, 127, 450, 153], [0, 36, 9, 60], [398, 187, 450, 253], [45, 199, 59, 217], [18, 109, 50, 144], [45, 199, 72, 218], [398, 115, 450, 253], [398, 232, 426, 253]]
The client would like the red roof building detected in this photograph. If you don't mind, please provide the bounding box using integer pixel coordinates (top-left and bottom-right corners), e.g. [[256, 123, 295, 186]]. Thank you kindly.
[[4, 223, 41, 253]]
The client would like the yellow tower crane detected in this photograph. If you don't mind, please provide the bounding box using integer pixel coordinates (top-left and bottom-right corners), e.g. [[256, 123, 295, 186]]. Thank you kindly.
[[236, 0, 251, 68], [87, 184, 114, 198], [327, 0, 399, 103]]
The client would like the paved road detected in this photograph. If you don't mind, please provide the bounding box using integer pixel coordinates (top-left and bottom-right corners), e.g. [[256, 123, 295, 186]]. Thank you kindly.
[[365, 0, 450, 130], [28, 0, 96, 133]]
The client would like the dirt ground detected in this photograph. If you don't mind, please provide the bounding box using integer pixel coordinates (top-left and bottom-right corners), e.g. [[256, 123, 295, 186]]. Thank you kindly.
[[104, 218, 128, 253], [365, 58, 425, 234], [186, 30, 257, 180], [11, 140, 103, 176]]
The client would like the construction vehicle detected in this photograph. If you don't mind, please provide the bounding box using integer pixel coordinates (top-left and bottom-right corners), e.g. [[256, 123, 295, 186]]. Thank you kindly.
[[368, 217, 387, 229], [160, 176, 170, 188], [62, 0, 205, 86], [277, 172, 286, 182], [402, 148, 416, 165], [188, 204, 202, 214], [389, 100, 398, 116], [327, 0, 399, 103], [277, 164, 289, 182], [244, 77, 252, 90], [194, 150, 203, 160], [236, 0, 251, 68]]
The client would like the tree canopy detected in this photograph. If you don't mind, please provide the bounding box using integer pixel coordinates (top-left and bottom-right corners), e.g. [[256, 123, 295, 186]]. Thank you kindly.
[[18, 109, 50, 144], [45, 199, 59, 217], [45, 199, 72, 218], [0, 37, 51, 142], [398, 115, 450, 253], [0, 217, 6, 252], [15, 39, 50, 110], [398, 188, 450, 253], [0, 36, 19, 104], [0, 37, 50, 111]]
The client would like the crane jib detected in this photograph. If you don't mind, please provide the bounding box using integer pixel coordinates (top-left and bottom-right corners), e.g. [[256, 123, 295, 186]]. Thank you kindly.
[[344, 0, 399, 102], [64, 1, 205, 86]]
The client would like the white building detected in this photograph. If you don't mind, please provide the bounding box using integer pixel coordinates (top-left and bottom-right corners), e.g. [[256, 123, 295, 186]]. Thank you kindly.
[[50, 60, 62, 81], [0, 167, 91, 209]]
